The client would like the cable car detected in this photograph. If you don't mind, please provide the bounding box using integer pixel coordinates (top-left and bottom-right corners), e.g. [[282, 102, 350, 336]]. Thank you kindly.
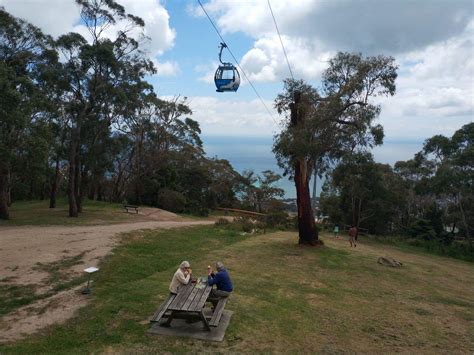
[[214, 42, 240, 92]]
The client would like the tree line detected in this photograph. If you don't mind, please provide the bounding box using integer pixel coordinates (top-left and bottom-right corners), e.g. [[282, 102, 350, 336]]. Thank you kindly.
[[0, 1, 284, 220], [320, 123, 473, 248]]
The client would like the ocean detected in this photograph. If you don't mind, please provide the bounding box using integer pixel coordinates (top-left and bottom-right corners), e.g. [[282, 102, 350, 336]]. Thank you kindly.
[[202, 135, 423, 199]]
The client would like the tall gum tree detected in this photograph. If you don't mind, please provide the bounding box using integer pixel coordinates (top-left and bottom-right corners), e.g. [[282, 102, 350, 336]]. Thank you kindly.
[[0, 10, 52, 219], [273, 52, 397, 245], [56, 0, 155, 217]]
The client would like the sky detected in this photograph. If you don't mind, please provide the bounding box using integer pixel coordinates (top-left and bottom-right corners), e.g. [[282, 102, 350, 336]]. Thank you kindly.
[[1, 0, 473, 197]]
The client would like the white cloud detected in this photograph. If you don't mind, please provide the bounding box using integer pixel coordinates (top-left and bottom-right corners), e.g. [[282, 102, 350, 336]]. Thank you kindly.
[[198, 0, 473, 54], [153, 60, 180, 77], [195, 61, 218, 84], [378, 21, 474, 139], [1, 0, 178, 76], [0, 0, 80, 37], [180, 96, 282, 137], [240, 35, 331, 82]]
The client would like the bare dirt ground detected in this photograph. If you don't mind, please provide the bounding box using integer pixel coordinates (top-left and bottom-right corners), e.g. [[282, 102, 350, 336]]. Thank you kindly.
[[0, 208, 213, 343]]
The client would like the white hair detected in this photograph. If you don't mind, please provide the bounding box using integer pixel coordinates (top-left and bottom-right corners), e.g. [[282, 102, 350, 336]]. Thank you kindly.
[[180, 260, 190, 269], [216, 261, 224, 271]]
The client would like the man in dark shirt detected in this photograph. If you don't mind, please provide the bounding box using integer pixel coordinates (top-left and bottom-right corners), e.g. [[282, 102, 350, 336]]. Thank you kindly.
[[349, 225, 358, 247], [207, 261, 233, 308]]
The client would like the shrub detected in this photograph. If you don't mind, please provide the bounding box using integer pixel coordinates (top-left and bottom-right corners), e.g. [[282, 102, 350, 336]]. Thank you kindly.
[[157, 188, 186, 213], [215, 218, 230, 226]]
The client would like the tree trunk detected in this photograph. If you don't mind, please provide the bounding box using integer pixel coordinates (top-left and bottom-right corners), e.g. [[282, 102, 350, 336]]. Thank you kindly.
[[75, 157, 82, 213], [312, 167, 318, 216], [458, 192, 472, 248], [97, 183, 103, 201], [0, 163, 10, 220], [88, 179, 96, 200], [7, 169, 12, 207], [291, 91, 319, 245], [68, 128, 79, 217], [50, 156, 60, 208], [294, 158, 319, 245]]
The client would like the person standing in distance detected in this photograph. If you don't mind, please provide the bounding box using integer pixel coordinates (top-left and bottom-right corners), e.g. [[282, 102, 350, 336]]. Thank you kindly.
[[349, 226, 358, 248]]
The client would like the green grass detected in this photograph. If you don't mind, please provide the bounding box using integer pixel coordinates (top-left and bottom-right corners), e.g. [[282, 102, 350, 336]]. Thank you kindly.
[[0, 199, 140, 227], [1, 228, 473, 353], [360, 234, 474, 262]]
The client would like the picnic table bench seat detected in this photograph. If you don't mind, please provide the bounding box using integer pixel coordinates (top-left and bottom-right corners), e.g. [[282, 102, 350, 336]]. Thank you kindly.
[[150, 293, 176, 323], [209, 297, 229, 327], [123, 204, 139, 214]]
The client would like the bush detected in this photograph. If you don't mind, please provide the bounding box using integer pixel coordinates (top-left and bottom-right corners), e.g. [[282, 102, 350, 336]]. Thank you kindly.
[[157, 188, 186, 213], [407, 219, 436, 240], [266, 211, 290, 229], [215, 218, 230, 226]]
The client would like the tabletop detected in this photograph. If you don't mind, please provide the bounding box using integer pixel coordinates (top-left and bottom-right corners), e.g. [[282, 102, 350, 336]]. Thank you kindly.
[[167, 278, 212, 313]]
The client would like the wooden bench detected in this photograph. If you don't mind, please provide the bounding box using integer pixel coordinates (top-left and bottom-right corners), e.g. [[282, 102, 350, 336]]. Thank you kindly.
[[209, 297, 229, 327], [123, 204, 139, 214], [150, 293, 176, 323]]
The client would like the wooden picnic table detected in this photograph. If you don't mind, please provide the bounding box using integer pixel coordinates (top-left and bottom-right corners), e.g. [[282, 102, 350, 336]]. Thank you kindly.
[[151, 278, 213, 330]]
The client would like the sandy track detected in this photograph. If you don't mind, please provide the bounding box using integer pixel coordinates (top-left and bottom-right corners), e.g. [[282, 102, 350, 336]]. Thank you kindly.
[[0, 212, 213, 343]]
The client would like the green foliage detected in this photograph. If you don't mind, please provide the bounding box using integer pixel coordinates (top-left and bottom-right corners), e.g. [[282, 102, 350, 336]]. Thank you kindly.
[[239, 170, 284, 213], [273, 53, 397, 177], [157, 188, 186, 213], [407, 218, 436, 241], [266, 211, 293, 229]]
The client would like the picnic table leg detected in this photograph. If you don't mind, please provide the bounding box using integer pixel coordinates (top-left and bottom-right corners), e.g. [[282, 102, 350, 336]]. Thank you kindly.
[[199, 311, 211, 331], [161, 310, 175, 327]]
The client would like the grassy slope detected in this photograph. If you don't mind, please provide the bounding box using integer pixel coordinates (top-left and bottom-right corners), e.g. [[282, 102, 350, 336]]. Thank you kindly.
[[2, 228, 473, 353], [0, 199, 142, 227]]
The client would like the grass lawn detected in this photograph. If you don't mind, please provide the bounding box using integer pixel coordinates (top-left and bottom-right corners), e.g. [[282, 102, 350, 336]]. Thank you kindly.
[[0, 199, 141, 227], [1, 227, 473, 353]]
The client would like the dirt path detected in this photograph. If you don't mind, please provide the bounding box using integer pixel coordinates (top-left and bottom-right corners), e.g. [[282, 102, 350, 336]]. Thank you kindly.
[[0, 210, 213, 343]]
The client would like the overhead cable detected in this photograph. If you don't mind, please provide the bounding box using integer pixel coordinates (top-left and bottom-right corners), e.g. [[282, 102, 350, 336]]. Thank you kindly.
[[267, 0, 294, 80]]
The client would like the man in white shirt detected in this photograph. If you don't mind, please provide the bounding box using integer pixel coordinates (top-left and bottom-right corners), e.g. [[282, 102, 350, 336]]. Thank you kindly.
[[169, 260, 192, 294]]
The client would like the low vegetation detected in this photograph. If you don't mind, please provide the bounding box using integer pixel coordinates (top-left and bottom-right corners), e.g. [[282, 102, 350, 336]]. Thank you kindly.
[[2, 226, 472, 353]]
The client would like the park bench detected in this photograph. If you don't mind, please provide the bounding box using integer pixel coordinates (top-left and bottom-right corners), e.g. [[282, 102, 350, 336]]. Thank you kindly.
[[123, 204, 139, 214]]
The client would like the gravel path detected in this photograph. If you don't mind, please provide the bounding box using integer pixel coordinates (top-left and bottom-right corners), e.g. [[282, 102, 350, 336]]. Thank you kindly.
[[0, 211, 213, 343]]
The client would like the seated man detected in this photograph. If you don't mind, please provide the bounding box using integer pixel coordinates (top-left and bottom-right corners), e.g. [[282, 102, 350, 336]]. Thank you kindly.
[[207, 261, 233, 308], [169, 260, 192, 295]]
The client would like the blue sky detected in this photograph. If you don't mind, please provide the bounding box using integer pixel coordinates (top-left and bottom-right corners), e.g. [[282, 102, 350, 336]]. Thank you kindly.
[[2, 0, 473, 197]]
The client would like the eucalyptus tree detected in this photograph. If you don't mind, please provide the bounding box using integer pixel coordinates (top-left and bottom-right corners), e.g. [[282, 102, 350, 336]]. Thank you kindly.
[[325, 153, 405, 234], [423, 123, 473, 246], [273, 52, 397, 245], [240, 170, 284, 213], [0, 9, 54, 219], [55, 0, 154, 217]]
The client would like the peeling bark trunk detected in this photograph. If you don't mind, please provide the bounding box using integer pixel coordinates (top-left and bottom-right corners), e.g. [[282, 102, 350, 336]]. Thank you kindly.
[[295, 158, 319, 244], [291, 92, 319, 245]]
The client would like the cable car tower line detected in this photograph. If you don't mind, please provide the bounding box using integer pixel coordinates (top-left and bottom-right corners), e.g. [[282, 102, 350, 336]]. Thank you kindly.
[[197, 0, 278, 128], [267, 0, 294, 80]]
